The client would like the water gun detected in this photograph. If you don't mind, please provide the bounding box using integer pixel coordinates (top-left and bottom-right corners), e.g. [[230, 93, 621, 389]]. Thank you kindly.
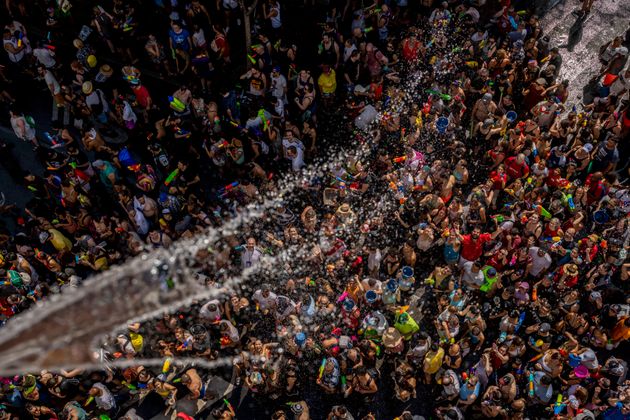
[[364, 27, 374, 33], [174, 126, 191, 139], [43, 132, 63, 148], [164, 168, 179, 186], [508, 15, 518, 30], [515, 312, 526, 332], [566, 194, 575, 211], [425, 89, 452, 102], [223, 399, 235, 414], [340, 375, 347, 393], [176, 336, 193, 351], [124, 74, 139, 84], [16, 32, 23, 48], [393, 156, 406, 163], [84, 396, 94, 406], [415, 111, 423, 128], [553, 394, 565, 415], [536, 205, 552, 219], [318, 358, 327, 379], [218, 182, 239, 197], [122, 381, 137, 390], [257, 109, 270, 130], [528, 373, 535, 397], [491, 214, 505, 223], [422, 96, 432, 115], [531, 286, 538, 301], [168, 96, 186, 113], [162, 357, 172, 377]]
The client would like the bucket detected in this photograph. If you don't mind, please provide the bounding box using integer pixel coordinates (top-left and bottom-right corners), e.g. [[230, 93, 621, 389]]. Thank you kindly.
[[436, 116, 449, 133], [568, 353, 581, 368], [365, 290, 378, 304], [506, 111, 518, 123], [399, 276, 415, 291], [342, 298, 356, 312], [402, 266, 414, 279], [294, 332, 306, 347], [574, 365, 589, 378], [387, 279, 398, 292]]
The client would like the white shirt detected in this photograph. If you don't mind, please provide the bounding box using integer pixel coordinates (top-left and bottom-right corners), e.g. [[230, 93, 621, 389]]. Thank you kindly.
[[33, 47, 56, 68], [367, 249, 382, 272], [86, 89, 110, 113], [192, 29, 206, 48], [253, 289, 277, 310], [461, 261, 484, 288], [528, 247, 552, 276], [442, 369, 461, 397], [43, 70, 60, 95], [241, 246, 262, 269], [199, 299, 222, 320], [269, 2, 282, 29], [122, 101, 137, 123], [93, 383, 115, 410], [3, 37, 25, 63], [290, 146, 305, 172], [270, 73, 287, 102]]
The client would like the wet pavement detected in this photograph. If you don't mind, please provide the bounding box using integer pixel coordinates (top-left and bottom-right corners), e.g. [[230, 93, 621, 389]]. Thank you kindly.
[[540, 0, 630, 104]]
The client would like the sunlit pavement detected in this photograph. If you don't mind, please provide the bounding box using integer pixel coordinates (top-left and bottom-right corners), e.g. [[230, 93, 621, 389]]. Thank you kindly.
[[540, 0, 630, 105]]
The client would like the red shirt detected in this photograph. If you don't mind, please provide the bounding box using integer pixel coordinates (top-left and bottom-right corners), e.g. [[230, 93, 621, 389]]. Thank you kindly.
[[402, 38, 420, 61], [504, 156, 529, 180], [461, 233, 492, 262], [132, 85, 151, 109], [490, 170, 507, 190], [585, 175, 606, 205]]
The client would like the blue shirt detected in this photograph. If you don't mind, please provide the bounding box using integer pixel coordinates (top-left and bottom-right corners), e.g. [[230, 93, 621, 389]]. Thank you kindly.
[[533, 371, 553, 403], [169, 28, 191, 51], [459, 381, 480, 401]]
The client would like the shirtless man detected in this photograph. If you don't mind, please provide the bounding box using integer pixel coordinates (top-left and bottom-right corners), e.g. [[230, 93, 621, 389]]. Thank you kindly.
[[181, 368, 214, 400]]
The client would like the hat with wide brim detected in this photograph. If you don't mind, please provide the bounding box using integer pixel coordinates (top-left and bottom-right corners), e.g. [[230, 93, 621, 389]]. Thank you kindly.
[[382, 327, 403, 348], [82, 81, 94, 95], [564, 263, 579, 276], [100, 64, 113, 77]]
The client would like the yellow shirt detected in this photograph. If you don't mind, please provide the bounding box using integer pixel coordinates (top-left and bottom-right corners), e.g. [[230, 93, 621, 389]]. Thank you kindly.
[[318, 70, 337, 94], [49, 229, 72, 252], [424, 348, 444, 374]]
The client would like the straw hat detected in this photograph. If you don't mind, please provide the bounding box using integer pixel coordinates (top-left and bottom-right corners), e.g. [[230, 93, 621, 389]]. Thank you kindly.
[[382, 327, 403, 349], [337, 203, 352, 214], [564, 263, 579, 277], [100, 64, 113, 77], [82, 81, 93, 95], [72, 38, 84, 49]]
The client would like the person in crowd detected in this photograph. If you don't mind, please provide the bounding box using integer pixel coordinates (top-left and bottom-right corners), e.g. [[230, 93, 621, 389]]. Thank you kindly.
[[0, 1, 627, 419]]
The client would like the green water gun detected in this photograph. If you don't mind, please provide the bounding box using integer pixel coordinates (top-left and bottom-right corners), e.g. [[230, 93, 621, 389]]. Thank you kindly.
[[425, 89, 452, 101]]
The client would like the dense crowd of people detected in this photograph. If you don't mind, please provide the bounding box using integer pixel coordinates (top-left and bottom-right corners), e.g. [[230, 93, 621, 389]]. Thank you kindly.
[[0, 0, 629, 418]]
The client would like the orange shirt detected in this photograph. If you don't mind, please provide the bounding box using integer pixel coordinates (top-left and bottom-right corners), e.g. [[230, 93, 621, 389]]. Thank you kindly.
[[611, 317, 630, 342]]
